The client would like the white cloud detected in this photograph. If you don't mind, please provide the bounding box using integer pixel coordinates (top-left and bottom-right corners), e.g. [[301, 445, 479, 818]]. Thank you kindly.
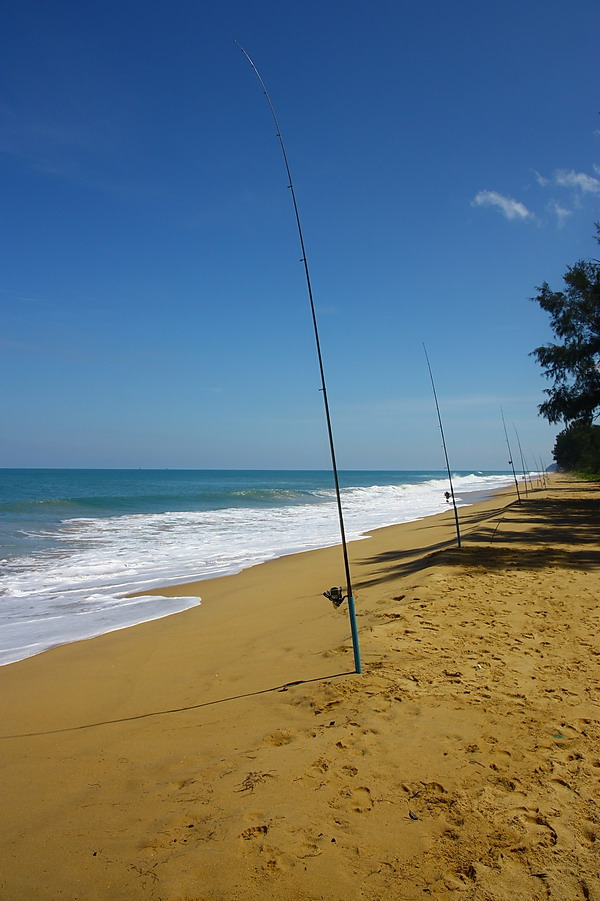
[[554, 169, 600, 194], [546, 200, 572, 228], [472, 190, 532, 221], [474, 165, 599, 230]]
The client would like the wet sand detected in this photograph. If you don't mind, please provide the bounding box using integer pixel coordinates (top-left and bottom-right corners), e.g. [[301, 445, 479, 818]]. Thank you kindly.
[[0, 473, 598, 900]]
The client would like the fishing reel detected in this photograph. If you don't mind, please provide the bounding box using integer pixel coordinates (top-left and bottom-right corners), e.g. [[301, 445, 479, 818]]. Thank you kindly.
[[323, 586, 347, 609]]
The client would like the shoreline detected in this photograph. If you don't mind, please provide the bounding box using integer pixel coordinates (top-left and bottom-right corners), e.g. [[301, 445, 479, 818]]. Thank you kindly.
[[137, 480, 520, 583], [1, 473, 597, 900], [0, 473, 523, 668]]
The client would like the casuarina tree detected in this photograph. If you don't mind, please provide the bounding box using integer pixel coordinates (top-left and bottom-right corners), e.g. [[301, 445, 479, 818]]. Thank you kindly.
[[531, 224, 600, 472], [531, 224, 600, 425]]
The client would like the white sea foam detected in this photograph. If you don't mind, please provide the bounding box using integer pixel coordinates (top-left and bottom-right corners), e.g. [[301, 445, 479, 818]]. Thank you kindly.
[[0, 472, 521, 665]]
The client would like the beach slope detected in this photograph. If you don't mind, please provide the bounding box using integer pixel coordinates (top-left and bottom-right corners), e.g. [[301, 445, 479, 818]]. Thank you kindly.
[[0, 475, 598, 900]]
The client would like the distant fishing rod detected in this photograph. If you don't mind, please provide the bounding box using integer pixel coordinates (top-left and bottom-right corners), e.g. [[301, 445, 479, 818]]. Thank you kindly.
[[513, 425, 529, 496], [536, 453, 549, 488], [501, 408, 522, 503], [236, 42, 361, 674], [533, 453, 545, 488], [423, 344, 461, 548]]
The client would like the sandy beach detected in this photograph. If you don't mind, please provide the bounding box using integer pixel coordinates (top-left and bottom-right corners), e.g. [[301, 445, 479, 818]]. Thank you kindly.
[[0, 473, 598, 900]]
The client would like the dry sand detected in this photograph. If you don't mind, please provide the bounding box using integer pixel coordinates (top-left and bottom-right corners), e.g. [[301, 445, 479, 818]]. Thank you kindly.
[[0, 474, 598, 900]]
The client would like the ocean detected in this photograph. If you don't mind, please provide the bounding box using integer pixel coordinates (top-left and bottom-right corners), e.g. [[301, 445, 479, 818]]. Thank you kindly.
[[0, 469, 522, 666]]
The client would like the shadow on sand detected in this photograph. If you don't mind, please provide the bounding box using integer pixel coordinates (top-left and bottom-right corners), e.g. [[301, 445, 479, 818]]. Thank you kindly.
[[356, 491, 600, 590]]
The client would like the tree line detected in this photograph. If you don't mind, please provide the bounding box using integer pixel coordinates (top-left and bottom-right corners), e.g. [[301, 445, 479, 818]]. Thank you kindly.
[[531, 223, 600, 475]]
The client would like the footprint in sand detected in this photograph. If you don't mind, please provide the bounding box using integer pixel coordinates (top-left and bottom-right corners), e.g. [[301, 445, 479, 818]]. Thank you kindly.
[[263, 729, 298, 746], [331, 785, 373, 814], [239, 824, 269, 840], [580, 823, 598, 847], [505, 807, 558, 848], [140, 814, 218, 853], [442, 863, 477, 891]]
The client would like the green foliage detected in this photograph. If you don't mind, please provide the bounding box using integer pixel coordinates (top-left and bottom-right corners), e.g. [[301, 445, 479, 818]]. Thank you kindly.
[[530, 224, 600, 425], [553, 421, 600, 474]]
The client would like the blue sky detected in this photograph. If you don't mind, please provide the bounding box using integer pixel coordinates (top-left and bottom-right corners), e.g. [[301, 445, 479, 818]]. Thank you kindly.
[[1, 0, 598, 470]]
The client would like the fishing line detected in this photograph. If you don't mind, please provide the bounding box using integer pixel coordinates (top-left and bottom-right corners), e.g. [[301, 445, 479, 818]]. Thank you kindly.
[[235, 43, 361, 674], [423, 344, 462, 548]]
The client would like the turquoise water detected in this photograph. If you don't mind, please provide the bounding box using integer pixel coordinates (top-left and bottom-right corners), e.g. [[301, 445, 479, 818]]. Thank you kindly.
[[0, 469, 518, 665]]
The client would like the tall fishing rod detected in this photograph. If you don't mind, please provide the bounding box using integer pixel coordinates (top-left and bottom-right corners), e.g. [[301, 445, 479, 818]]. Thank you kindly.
[[236, 43, 361, 674], [501, 408, 522, 503], [513, 425, 529, 496], [423, 344, 461, 548]]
